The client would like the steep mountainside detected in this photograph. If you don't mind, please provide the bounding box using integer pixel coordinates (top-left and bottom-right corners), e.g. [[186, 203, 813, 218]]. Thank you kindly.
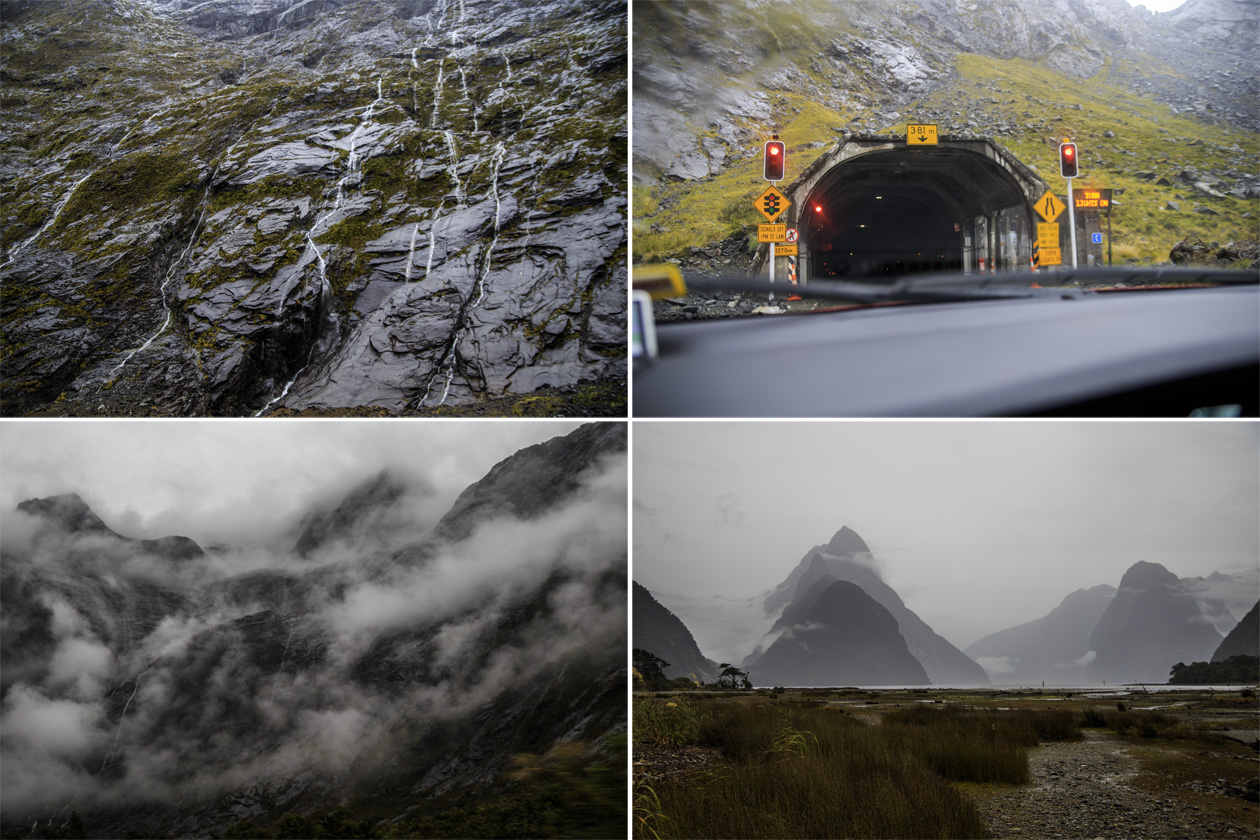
[[632, 581, 719, 683], [1212, 600, 1259, 662], [743, 576, 930, 687], [1, 0, 627, 417], [965, 584, 1117, 684], [764, 527, 989, 685], [0, 423, 627, 837], [632, 0, 1258, 265], [1089, 560, 1223, 683]]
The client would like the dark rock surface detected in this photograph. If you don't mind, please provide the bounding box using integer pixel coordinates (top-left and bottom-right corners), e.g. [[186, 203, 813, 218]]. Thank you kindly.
[[1, 0, 627, 416]]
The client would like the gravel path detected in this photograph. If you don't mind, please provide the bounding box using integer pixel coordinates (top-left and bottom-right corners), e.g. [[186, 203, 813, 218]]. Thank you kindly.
[[973, 730, 1256, 839]]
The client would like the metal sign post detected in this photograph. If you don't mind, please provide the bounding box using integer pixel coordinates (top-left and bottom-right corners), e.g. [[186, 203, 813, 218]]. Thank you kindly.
[[769, 241, 775, 300]]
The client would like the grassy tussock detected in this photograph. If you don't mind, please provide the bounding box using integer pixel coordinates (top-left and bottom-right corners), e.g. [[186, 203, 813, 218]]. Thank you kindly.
[[637, 699, 996, 838]]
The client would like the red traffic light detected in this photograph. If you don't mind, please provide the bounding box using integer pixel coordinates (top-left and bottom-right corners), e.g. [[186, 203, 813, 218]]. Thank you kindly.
[[1059, 142, 1079, 178], [764, 140, 785, 181]]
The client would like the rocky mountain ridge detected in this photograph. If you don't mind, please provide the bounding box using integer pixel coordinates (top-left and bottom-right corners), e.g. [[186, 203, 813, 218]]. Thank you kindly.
[[0, 422, 627, 836], [1, 0, 627, 416]]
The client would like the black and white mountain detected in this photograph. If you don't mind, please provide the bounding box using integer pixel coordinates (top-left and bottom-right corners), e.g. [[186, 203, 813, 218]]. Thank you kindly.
[[759, 527, 989, 686], [0, 422, 627, 837], [965, 585, 1117, 684], [632, 582, 719, 684], [1088, 560, 1224, 683]]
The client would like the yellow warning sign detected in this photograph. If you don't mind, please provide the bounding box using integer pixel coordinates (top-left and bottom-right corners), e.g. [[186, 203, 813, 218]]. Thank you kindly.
[[756, 186, 790, 222], [758, 224, 787, 243], [907, 124, 939, 145], [1035, 191, 1066, 223], [1037, 222, 1059, 245], [776, 243, 799, 256], [1039, 247, 1063, 266]]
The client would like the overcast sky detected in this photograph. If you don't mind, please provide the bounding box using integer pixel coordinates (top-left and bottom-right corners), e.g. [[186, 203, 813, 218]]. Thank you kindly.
[[0, 420, 587, 546], [633, 421, 1259, 660]]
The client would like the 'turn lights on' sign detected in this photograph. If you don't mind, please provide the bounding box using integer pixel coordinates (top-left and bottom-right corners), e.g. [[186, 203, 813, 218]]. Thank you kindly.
[[1073, 188, 1112, 209]]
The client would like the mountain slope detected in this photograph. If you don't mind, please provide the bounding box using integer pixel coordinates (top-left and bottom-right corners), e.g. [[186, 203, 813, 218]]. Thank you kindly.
[[764, 527, 989, 685], [0, 423, 627, 837], [1213, 600, 1259, 662], [632, 581, 719, 684], [1089, 560, 1223, 683], [1, 0, 627, 417], [744, 576, 930, 687], [965, 584, 1116, 684]]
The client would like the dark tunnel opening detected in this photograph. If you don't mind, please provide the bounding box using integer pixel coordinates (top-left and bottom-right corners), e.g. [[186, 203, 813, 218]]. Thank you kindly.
[[797, 144, 1040, 282]]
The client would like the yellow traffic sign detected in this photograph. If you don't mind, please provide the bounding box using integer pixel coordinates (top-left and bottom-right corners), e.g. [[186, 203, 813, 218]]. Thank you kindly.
[[776, 243, 799, 256], [1040, 247, 1063, 266], [1037, 222, 1059, 245], [907, 124, 938, 145], [756, 186, 790, 222], [1034, 191, 1066, 223], [758, 224, 787, 242]]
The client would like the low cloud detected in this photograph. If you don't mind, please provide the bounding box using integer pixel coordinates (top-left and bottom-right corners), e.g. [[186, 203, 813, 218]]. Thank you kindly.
[[0, 442, 626, 824], [975, 656, 1019, 676]]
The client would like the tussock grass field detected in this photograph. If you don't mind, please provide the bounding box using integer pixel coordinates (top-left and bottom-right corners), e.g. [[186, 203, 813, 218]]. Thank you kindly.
[[633, 688, 1259, 839]]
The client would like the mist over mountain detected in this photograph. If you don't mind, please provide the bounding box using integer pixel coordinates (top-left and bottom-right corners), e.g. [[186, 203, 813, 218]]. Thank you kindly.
[[0, 422, 627, 836], [1, 0, 627, 417], [632, 582, 719, 684]]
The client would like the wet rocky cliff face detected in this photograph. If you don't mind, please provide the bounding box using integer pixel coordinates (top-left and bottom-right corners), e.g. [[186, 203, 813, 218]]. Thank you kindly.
[[1, 0, 627, 416]]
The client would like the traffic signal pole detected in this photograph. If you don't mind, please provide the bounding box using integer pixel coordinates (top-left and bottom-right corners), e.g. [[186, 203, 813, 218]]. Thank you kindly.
[[1066, 175, 1077, 268]]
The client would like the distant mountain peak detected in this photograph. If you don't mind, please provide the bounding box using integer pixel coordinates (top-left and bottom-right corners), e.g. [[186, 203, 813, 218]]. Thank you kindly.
[[1117, 560, 1181, 590]]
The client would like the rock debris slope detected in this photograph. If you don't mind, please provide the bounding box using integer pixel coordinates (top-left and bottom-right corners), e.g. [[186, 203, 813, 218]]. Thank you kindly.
[[0, 423, 627, 836], [1, 0, 627, 416]]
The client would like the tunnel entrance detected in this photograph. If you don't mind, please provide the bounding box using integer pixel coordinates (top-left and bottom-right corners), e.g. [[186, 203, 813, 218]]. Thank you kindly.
[[770, 136, 1049, 282]]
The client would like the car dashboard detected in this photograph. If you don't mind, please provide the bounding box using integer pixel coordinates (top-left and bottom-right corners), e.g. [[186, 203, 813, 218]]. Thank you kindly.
[[632, 284, 1260, 417]]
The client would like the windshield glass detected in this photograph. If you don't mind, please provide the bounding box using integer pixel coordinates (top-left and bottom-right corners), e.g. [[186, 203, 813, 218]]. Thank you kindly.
[[631, 0, 1259, 321]]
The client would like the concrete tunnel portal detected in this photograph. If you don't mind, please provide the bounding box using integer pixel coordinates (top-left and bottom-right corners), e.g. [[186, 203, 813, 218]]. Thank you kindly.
[[767, 136, 1052, 282]]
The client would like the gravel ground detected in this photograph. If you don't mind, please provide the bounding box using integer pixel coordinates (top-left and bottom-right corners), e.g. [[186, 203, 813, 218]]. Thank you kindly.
[[972, 730, 1257, 839]]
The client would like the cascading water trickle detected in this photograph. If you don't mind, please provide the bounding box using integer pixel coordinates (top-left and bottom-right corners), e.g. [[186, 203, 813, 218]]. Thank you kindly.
[[424, 142, 507, 406], [254, 79, 386, 414]]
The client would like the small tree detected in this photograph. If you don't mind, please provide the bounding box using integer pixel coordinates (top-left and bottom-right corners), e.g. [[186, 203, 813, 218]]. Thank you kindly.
[[633, 649, 672, 691], [715, 663, 750, 690]]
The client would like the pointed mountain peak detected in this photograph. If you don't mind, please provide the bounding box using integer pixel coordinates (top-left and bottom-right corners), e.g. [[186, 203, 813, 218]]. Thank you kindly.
[[1117, 560, 1180, 590], [823, 525, 871, 557], [16, 493, 113, 535]]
